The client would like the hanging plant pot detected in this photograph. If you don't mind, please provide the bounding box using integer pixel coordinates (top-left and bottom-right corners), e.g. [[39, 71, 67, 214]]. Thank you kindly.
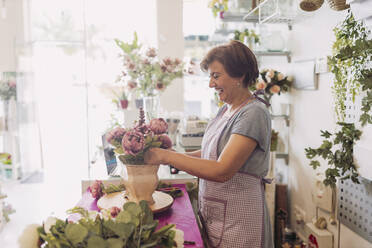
[[299, 0, 324, 12], [326, 0, 349, 11]]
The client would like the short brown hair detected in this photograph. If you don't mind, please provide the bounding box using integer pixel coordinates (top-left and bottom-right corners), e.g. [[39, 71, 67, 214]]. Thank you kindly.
[[200, 40, 259, 87]]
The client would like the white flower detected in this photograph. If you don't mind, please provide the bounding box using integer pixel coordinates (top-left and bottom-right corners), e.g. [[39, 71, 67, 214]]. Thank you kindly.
[[265, 75, 272, 83], [173, 228, 184, 248], [277, 73, 284, 81], [18, 224, 40, 248], [44, 216, 57, 233], [267, 69, 275, 78]]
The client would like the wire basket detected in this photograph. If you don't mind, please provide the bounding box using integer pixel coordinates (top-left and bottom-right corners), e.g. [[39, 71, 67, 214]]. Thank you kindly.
[[326, 0, 349, 11]]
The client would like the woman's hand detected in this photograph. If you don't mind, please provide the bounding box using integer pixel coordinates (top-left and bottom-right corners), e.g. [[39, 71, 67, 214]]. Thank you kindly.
[[144, 148, 166, 165]]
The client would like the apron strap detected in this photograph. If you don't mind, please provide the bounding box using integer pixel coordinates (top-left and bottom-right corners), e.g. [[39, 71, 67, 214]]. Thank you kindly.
[[253, 89, 271, 107]]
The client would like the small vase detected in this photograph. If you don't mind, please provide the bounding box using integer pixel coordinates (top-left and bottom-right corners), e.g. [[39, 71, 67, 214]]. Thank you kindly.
[[143, 95, 159, 121], [120, 162, 160, 205]]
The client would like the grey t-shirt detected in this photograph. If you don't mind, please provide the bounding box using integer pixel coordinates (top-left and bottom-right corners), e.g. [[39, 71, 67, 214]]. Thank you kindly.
[[217, 99, 272, 177]]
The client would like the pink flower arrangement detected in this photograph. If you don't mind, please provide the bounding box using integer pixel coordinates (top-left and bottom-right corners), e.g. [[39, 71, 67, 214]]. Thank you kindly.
[[108, 108, 172, 165], [249, 69, 292, 104]]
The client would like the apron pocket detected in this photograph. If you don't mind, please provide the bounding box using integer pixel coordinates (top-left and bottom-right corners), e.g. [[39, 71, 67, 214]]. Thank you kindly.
[[200, 197, 227, 248]]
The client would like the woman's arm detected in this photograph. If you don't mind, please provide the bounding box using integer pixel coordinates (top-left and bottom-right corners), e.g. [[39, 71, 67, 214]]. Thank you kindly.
[[184, 150, 201, 158], [145, 134, 257, 182]]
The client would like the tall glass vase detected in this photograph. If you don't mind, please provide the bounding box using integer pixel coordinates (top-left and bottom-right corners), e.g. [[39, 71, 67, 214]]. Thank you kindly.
[[3, 100, 9, 131], [143, 95, 159, 121]]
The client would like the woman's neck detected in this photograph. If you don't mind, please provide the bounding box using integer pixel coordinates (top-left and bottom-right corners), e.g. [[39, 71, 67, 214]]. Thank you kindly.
[[228, 91, 254, 111]]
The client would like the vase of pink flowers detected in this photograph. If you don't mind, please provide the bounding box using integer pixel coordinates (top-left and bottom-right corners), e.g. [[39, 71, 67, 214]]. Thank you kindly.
[[106, 108, 172, 205], [250, 69, 293, 105]]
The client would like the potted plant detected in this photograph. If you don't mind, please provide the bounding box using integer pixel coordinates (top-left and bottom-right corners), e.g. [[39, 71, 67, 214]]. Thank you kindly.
[[233, 28, 260, 50], [106, 108, 172, 205]]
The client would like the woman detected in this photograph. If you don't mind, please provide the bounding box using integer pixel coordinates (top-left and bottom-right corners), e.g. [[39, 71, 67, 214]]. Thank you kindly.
[[145, 40, 273, 248]]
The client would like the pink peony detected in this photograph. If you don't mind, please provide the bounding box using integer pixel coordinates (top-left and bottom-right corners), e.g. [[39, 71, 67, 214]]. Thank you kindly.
[[270, 85, 281, 94], [90, 180, 104, 199], [255, 80, 267, 90], [135, 124, 151, 134], [110, 207, 121, 218], [158, 134, 172, 149], [148, 118, 168, 134], [122, 130, 145, 155], [106, 127, 126, 146]]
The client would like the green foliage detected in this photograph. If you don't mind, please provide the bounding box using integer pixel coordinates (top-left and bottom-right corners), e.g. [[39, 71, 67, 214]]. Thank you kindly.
[[38, 201, 177, 248], [305, 122, 362, 188], [233, 29, 260, 45], [328, 12, 372, 124], [102, 184, 126, 195]]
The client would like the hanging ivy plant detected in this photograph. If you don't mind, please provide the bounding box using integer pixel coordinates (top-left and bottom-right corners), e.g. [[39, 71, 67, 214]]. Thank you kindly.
[[305, 122, 362, 188], [328, 11, 372, 124]]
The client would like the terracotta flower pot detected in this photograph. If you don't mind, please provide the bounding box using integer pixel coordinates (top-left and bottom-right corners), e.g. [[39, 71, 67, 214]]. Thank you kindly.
[[120, 163, 160, 205], [120, 99, 129, 109]]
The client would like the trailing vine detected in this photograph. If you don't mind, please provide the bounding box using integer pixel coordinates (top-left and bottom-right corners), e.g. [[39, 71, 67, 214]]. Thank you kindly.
[[306, 12, 371, 187], [305, 122, 362, 188], [328, 11, 372, 124]]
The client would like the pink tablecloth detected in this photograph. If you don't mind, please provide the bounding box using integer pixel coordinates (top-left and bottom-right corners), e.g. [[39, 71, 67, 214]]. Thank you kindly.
[[75, 184, 203, 247]]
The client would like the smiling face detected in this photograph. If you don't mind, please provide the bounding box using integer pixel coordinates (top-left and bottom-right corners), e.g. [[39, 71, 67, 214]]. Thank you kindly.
[[208, 60, 240, 104]]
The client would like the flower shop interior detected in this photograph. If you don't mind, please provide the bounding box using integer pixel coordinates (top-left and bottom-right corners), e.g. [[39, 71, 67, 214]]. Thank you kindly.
[[1, 0, 372, 247]]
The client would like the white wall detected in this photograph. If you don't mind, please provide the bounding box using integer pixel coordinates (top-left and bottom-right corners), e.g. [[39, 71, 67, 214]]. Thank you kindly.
[[156, 0, 184, 113], [0, 0, 23, 73], [286, 5, 371, 248]]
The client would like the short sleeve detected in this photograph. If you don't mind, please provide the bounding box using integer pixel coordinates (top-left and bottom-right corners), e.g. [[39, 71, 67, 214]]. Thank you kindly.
[[231, 105, 271, 152]]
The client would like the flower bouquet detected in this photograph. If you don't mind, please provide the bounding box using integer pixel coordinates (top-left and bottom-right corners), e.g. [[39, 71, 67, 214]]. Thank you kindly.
[[106, 108, 172, 204], [115, 32, 191, 98], [251, 69, 293, 104]]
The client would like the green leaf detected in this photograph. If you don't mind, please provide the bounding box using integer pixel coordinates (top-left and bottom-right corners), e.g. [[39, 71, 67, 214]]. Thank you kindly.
[[65, 223, 88, 245], [107, 238, 125, 248], [87, 236, 107, 248], [310, 160, 321, 170], [116, 211, 132, 223], [103, 219, 135, 239], [124, 202, 142, 217], [139, 200, 154, 224]]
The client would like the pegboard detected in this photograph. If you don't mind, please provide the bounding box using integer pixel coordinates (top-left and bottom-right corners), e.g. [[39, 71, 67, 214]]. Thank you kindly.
[[337, 176, 372, 242]]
